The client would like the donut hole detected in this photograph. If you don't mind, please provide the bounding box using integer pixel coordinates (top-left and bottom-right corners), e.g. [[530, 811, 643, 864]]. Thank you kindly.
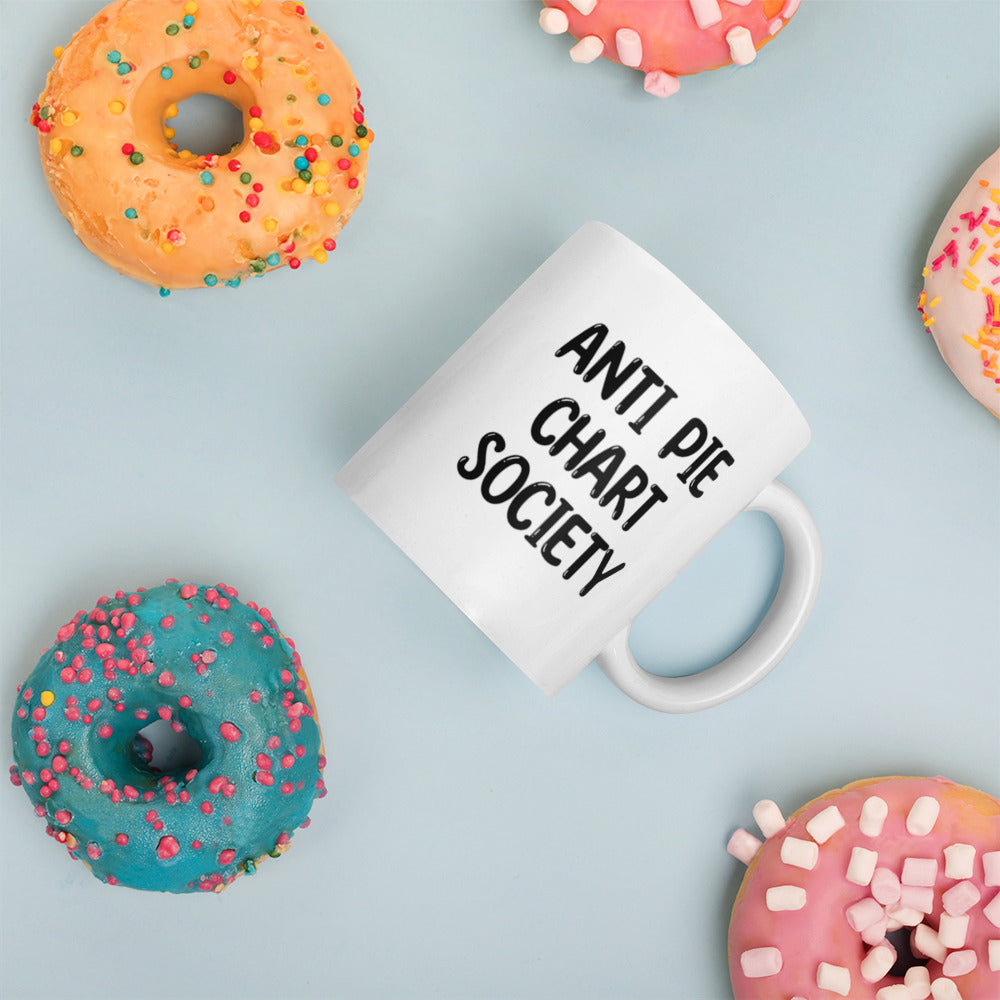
[[884, 927, 929, 978], [132, 718, 204, 777], [166, 94, 244, 156]]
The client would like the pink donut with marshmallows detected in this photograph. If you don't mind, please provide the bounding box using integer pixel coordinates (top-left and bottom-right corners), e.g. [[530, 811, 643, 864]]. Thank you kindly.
[[538, 0, 801, 96]]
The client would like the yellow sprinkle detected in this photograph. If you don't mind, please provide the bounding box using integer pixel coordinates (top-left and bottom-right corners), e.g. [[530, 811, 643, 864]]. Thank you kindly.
[[313, 179, 329, 196], [179, 149, 195, 160], [961, 271, 981, 290], [109, 99, 126, 115], [313, 159, 330, 176], [323, 201, 340, 217], [924, 316, 935, 327], [184, 1, 199, 12], [40, 691, 55, 707], [263, 216, 278, 232], [53, 46, 64, 58], [969, 244, 986, 267], [991, 188, 1000, 204], [928, 296, 941, 308], [291, 177, 308, 193], [313, 248, 328, 264], [164, 126, 176, 140], [49, 138, 64, 156], [165, 103, 179, 120], [243, 54, 260, 71], [161, 241, 175, 254], [357, 138, 370, 151], [248, 116, 263, 130], [61, 110, 78, 126], [963, 334, 982, 349]]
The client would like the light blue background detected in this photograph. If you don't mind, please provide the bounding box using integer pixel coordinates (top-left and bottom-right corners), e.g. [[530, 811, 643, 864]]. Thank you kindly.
[[2, 2, 998, 998]]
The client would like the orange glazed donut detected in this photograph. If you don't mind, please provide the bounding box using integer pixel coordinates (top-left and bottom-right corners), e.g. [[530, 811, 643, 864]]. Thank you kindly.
[[538, 0, 801, 96], [726, 777, 1000, 1000], [30, 0, 372, 293]]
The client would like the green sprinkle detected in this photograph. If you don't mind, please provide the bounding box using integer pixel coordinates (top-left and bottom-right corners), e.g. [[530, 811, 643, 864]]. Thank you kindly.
[[70, 145, 84, 157], [298, 169, 312, 183], [310, 26, 319, 35], [129, 151, 144, 165], [239, 171, 252, 184], [250, 258, 267, 273], [285, 93, 297, 103], [330, 135, 343, 147], [188, 56, 201, 69], [355, 125, 368, 138], [244, 858, 257, 874], [166, 23, 180, 36], [39, 105, 50, 120]]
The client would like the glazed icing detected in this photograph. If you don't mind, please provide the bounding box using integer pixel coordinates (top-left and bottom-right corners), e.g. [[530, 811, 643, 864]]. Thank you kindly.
[[31, 0, 372, 292], [538, 0, 801, 96], [9, 581, 326, 893], [727, 776, 1000, 999], [919, 148, 1000, 418]]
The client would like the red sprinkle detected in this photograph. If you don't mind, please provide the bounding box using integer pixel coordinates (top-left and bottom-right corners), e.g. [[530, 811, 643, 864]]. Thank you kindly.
[[121, 143, 135, 155], [249, 105, 262, 118], [223, 70, 237, 84]]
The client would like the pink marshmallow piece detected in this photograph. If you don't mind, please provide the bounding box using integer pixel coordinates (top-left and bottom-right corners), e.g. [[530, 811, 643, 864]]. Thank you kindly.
[[984, 850, 1000, 887], [899, 884, 935, 914], [985, 888, 1000, 928], [643, 71, 680, 98], [941, 949, 977, 977], [727, 828, 762, 865], [871, 867, 902, 905], [846, 897, 885, 932], [942, 879, 981, 916], [861, 914, 889, 946], [901, 857, 938, 887], [614, 28, 642, 68], [740, 946, 782, 978]]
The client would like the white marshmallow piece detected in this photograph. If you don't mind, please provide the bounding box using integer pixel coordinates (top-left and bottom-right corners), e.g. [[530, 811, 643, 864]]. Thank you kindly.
[[725, 26, 756, 66], [929, 978, 962, 1000], [614, 28, 642, 68], [817, 962, 851, 997], [847, 846, 879, 886], [937, 912, 969, 949], [985, 888, 1000, 928], [688, 0, 722, 29], [569, 36, 603, 63], [566, 0, 597, 14], [906, 795, 940, 836], [876, 987, 913, 1000], [942, 879, 981, 916], [989, 939, 1000, 972], [886, 903, 924, 927], [740, 946, 782, 978], [726, 828, 762, 865], [984, 850, 1000, 886], [765, 885, 806, 911], [753, 799, 785, 839], [846, 897, 885, 932], [912, 923, 947, 963], [943, 843, 976, 880], [806, 805, 846, 844], [860, 796, 889, 837], [942, 949, 977, 977], [642, 70, 680, 98], [902, 857, 938, 886], [780, 836, 819, 870], [861, 944, 896, 983], [538, 8, 569, 34], [871, 866, 902, 904], [905, 965, 932, 1000]]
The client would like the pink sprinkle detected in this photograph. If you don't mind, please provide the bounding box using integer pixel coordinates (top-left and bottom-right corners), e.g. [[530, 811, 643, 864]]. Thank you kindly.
[[180, 584, 197, 599], [52, 755, 67, 773], [200, 801, 213, 814], [208, 775, 227, 794], [57, 623, 76, 642], [219, 722, 241, 742], [256, 753, 272, 770], [280, 782, 294, 795], [156, 835, 180, 860], [281, 754, 294, 769], [87, 843, 102, 860], [267, 735, 280, 749], [201, 650, 216, 664], [161, 616, 175, 629], [255, 771, 275, 786], [219, 848, 236, 865], [97, 724, 113, 739], [158, 671, 175, 687], [220, 631, 233, 646], [55, 809, 72, 824], [179, 695, 192, 708], [116, 833, 128, 845]]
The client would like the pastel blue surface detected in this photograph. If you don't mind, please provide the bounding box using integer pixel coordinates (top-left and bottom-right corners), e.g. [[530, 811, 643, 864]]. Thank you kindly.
[[1, 2, 997, 998]]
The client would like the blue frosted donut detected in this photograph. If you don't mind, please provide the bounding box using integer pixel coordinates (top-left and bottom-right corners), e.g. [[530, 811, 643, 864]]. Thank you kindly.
[[9, 580, 325, 893]]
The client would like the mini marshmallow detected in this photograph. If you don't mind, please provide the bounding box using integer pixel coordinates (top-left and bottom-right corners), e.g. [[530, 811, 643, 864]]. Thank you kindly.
[[989, 939, 1000, 972], [765, 885, 806, 911], [642, 70, 680, 97], [846, 897, 885, 932], [876, 987, 913, 1000], [740, 946, 782, 978], [847, 846, 878, 886], [780, 836, 819, 870], [688, 0, 723, 29], [905, 965, 932, 1000], [984, 850, 1000, 886], [929, 978, 962, 1000], [816, 962, 851, 996], [727, 828, 763, 864], [943, 843, 976, 880], [871, 866, 902, 905], [899, 884, 935, 914], [860, 943, 896, 983], [942, 879, 981, 916], [885, 903, 924, 927], [566, 0, 597, 14], [806, 805, 846, 844], [941, 949, 977, 977], [725, 26, 756, 66], [614, 28, 642, 68], [861, 914, 889, 946], [937, 912, 969, 949], [752, 799, 785, 839], [911, 923, 947, 963], [569, 36, 603, 63], [984, 888, 1000, 928], [860, 795, 889, 837], [906, 795, 940, 836], [538, 8, 569, 33], [902, 857, 938, 887]]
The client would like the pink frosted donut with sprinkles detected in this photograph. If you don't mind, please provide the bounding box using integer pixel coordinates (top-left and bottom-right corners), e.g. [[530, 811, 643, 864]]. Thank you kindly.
[[9, 581, 326, 893], [30, 0, 372, 293], [919, 148, 1000, 418], [726, 776, 1000, 1000], [538, 0, 801, 96]]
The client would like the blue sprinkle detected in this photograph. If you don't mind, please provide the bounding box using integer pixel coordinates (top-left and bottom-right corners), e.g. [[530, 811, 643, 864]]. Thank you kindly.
[[124, 208, 138, 219], [160, 66, 173, 80], [317, 93, 330, 106], [183, 14, 195, 27], [266, 253, 280, 266], [204, 274, 218, 287], [159, 287, 171, 297], [226, 277, 242, 288], [107, 51, 121, 63], [199, 171, 214, 185], [348, 143, 360, 157], [295, 134, 308, 147], [294, 156, 309, 170], [117, 62, 131, 75]]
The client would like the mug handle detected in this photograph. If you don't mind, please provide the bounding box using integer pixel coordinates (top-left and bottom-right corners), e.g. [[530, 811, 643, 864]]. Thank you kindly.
[[595, 480, 822, 713]]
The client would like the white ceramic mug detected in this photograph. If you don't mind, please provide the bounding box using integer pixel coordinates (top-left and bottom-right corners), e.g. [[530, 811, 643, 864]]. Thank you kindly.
[[337, 222, 822, 712]]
